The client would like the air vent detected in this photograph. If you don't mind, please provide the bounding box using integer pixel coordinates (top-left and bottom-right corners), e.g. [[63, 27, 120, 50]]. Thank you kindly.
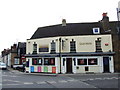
[[93, 28, 100, 34]]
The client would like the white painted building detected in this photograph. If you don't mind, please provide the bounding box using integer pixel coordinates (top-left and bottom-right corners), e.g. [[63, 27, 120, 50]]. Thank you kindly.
[[25, 17, 117, 74]]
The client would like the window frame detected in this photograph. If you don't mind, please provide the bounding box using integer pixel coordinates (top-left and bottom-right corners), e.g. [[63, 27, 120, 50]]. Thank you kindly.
[[70, 39, 76, 52], [88, 58, 98, 65], [14, 58, 20, 65], [77, 58, 98, 66], [77, 58, 87, 65]]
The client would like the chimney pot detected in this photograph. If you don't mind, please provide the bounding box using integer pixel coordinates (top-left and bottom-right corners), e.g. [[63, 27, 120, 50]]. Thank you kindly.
[[62, 19, 66, 26], [102, 13, 107, 17]]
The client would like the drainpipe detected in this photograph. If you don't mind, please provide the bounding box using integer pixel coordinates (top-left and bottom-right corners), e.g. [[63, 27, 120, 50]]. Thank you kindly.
[[59, 37, 62, 74]]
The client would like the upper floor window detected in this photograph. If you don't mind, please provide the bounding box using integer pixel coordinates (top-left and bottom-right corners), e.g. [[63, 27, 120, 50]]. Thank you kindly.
[[33, 42, 37, 54], [70, 39, 76, 53], [95, 38, 102, 52], [51, 40, 56, 53]]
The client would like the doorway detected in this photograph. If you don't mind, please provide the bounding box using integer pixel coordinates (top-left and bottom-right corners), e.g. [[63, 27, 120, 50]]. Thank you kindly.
[[103, 57, 110, 73], [66, 58, 73, 73]]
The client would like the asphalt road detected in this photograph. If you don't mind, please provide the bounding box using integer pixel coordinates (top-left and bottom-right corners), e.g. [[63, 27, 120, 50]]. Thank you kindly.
[[1, 69, 120, 90]]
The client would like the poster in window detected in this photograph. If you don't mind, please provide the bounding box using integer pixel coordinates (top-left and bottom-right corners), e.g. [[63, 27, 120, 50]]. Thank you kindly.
[[32, 58, 37, 65], [38, 58, 42, 65], [50, 58, 55, 65], [80, 59, 84, 64], [88, 58, 97, 65], [78, 59, 87, 65], [44, 58, 49, 65], [34, 59, 37, 65]]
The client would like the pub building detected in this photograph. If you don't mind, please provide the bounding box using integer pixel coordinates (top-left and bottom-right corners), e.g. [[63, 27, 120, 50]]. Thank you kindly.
[[25, 13, 119, 74]]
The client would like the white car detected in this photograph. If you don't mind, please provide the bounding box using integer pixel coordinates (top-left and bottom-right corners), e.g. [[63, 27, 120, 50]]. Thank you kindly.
[[0, 63, 7, 70]]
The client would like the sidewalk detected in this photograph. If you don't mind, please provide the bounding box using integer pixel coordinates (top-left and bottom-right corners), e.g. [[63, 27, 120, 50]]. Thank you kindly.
[[7, 67, 120, 76], [7, 67, 58, 76]]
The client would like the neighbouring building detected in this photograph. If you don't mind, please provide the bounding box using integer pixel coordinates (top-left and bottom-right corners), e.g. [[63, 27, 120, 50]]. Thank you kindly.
[[1, 44, 17, 67], [1, 42, 26, 69], [25, 13, 119, 74], [13, 42, 26, 69]]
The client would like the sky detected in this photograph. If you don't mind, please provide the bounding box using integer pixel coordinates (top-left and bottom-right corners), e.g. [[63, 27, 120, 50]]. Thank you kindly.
[[0, 0, 120, 53]]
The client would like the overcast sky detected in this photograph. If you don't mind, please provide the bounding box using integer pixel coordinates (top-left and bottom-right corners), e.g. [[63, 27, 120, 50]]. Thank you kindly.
[[0, 0, 119, 53]]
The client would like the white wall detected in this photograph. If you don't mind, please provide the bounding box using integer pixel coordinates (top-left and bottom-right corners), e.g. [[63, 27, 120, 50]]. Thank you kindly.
[[26, 34, 113, 54]]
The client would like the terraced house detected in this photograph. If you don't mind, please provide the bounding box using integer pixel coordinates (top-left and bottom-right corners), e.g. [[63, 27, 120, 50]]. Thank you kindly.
[[25, 13, 120, 74]]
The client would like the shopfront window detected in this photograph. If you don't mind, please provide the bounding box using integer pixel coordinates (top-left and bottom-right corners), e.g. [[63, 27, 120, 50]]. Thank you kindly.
[[44, 58, 49, 65], [44, 58, 55, 65], [32, 58, 37, 65], [88, 58, 97, 65], [37, 58, 42, 65], [77, 58, 98, 65], [78, 59, 87, 65]]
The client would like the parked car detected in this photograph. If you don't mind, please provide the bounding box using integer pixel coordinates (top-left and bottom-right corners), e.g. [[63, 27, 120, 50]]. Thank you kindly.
[[0, 63, 7, 70]]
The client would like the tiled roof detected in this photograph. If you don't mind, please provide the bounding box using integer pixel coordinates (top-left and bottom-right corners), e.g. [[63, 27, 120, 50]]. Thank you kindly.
[[30, 21, 118, 39]]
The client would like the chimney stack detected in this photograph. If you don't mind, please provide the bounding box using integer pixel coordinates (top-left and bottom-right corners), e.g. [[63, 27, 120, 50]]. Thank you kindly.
[[62, 19, 66, 26], [101, 13, 110, 32]]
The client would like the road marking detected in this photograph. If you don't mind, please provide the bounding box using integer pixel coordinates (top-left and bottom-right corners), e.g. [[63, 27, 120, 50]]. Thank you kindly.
[[3, 79, 21, 83], [67, 79, 77, 82], [3, 84, 21, 86], [24, 82, 34, 85], [36, 81, 46, 84], [58, 80, 68, 83], [46, 81, 56, 84], [89, 79, 94, 81]]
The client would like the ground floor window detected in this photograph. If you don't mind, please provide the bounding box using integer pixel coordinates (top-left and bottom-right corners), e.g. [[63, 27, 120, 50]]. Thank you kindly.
[[32, 58, 55, 65], [88, 58, 97, 65], [14, 58, 20, 64], [78, 59, 87, 65], [44, 58, 55, 65], [77, 58, 98, 65]]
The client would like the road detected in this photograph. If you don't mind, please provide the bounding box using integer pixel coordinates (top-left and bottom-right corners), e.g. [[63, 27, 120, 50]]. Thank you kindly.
[[1, 69, 120, 90]]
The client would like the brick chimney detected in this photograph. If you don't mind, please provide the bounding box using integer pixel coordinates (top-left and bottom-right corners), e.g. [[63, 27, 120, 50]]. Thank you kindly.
[[62, 19, 66, 26], [101, 13, 110, 32]]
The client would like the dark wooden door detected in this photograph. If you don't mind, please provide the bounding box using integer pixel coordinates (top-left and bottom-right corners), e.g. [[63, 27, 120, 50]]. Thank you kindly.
[[103, 57, 110, 73], [66, 58, 72, 73]]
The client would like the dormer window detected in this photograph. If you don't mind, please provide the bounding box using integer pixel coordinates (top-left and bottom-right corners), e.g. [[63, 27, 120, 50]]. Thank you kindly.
[[93, 28, 100, 34]]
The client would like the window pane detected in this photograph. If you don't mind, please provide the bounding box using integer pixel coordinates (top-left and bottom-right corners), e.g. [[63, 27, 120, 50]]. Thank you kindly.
[[38, 58, 42, 65], [14, 58, 19, 64], [32, 58, 37, 65], [49, 58, 55, 65], [44, 58, 49, 65], [88, 58, 97, 65], [78, 59, 87, 65]]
